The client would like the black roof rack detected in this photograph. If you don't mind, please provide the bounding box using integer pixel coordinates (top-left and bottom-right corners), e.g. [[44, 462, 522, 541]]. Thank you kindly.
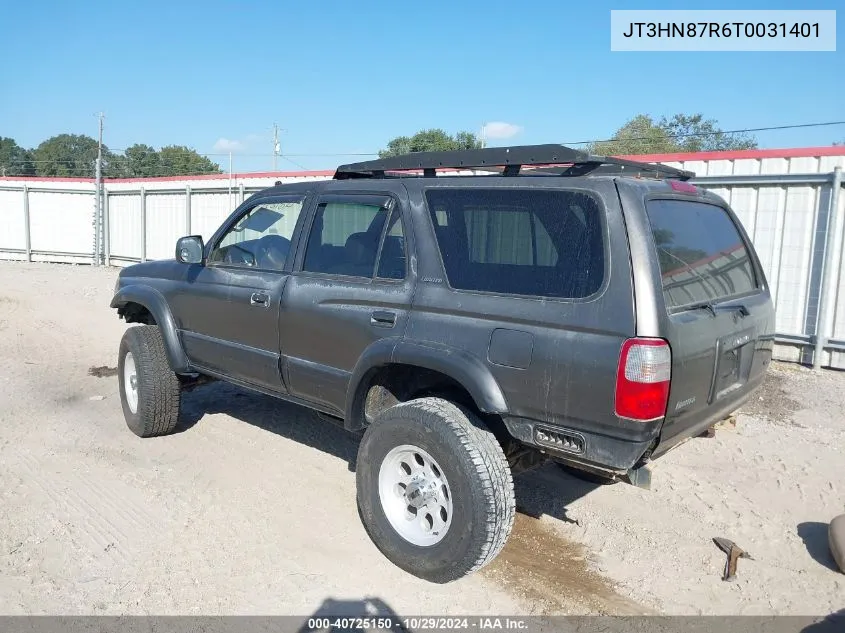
[[333, 144, 694, 181]]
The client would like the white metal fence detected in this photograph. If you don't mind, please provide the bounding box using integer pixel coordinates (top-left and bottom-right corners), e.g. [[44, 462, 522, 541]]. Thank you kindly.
[[1, 154, 844, 369]]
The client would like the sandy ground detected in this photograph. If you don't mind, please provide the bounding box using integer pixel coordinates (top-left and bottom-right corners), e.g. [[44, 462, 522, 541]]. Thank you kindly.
[[0, 261, 843, 618]]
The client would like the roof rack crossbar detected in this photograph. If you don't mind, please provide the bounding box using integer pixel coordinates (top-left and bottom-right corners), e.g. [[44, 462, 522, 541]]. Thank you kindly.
[[333, 144, 694, 181]]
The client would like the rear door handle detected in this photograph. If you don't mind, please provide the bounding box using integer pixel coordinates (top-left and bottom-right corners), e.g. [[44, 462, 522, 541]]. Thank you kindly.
[[250, 292, 270, 307], [370, 310, 397, 327]]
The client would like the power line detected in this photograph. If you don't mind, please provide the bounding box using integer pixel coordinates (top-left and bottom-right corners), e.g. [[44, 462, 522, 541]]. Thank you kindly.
[[272, 123, 287, 170], [110, 118, 845, 158], [565, 120, 845, 147], [10, 119, 845, 162], [272, 123, 278, 171], [105, 150, 380, 157], [279, 155, 309, 171], [6, 119, 845, 175], [6, 159, 97, 164], [276, 152, 379, 157]]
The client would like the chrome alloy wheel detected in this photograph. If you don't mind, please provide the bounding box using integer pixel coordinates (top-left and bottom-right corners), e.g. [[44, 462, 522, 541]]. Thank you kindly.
[[377, 444, 453, 546], [123, 351, 138, 414]]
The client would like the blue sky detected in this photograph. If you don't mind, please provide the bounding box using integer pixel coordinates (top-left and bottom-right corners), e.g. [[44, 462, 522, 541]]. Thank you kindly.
[[1, 0, 842, 171]]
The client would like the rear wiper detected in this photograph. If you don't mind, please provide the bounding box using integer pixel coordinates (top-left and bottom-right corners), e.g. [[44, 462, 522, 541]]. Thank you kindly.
[[682, 301, 750, 318], [728, 304, 751, 317], [684, 301, 716, 317]]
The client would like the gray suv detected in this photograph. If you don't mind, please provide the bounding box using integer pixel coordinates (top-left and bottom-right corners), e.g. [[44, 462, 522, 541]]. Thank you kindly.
[[110, 145, 775, 583]]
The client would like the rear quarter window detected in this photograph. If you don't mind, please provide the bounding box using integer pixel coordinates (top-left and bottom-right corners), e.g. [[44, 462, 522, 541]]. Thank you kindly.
[[425, 188, 605, 299], [646, 198, 758, 310]]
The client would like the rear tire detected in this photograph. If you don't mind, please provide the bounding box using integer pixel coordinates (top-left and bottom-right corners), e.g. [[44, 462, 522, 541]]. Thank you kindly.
[[356, 397, 515, 583], [118, 325, 181, 438]]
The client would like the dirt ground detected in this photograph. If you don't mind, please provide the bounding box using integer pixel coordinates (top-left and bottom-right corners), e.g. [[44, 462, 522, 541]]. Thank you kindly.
[[1, 261, 843, 617]]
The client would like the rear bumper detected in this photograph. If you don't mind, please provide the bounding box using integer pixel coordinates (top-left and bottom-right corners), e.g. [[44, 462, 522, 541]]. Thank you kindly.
[[651, 371, 764, 458], [503, 416, 657, 474], [503, 369, 764, 474]]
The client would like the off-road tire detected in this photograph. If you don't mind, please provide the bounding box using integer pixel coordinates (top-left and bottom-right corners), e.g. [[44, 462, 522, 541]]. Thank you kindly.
[[356, 397, 515, 583], [118, 325, 181, 438]]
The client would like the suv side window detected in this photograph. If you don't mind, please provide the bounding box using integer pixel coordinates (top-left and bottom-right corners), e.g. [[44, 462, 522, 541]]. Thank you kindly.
[[302, 200, 391, 278], [208, 200, 305, 270], [426, 188, 604, 299], [376, 210, 406, 280]]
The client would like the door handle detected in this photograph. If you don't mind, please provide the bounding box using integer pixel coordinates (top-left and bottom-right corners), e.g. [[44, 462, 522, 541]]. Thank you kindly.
[[250, 292, 270, 307], [370, 310, 397, 327]]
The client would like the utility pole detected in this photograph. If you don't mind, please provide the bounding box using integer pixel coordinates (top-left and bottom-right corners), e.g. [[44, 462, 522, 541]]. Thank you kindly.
[[480, 122, 487, 149], [94, 112, 104, 266], [228, 152, 233, 209], [272, 123, 281, 171]]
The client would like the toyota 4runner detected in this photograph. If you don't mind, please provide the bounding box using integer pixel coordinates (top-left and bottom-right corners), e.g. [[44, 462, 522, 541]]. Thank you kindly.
[[110, 145, 774, 583]]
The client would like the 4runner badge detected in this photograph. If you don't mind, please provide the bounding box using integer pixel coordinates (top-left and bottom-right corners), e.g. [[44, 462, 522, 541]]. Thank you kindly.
[[675, 396, 696, 411]]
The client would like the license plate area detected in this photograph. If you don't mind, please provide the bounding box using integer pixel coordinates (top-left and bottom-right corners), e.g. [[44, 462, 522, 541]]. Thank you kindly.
[[710, 328, 756, 402]]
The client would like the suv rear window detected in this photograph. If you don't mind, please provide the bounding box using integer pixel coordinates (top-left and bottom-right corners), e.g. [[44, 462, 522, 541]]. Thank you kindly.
[[425, 188, 604, 298], [646, 199, 758, 310]]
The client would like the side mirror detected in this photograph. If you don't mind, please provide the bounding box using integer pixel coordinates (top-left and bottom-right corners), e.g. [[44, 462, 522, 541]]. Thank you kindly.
[[175, 236, 204, 264]]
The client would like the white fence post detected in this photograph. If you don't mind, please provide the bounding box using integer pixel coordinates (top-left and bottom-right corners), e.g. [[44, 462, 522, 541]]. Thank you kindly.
[[813, 166, 843, 370], [185, 185, 192, 236], [22, 184, 31, 262], [140, 186, 147, 263], [103, 189, 110, 267]]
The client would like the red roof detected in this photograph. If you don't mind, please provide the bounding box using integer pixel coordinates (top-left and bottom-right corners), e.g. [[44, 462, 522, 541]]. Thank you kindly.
[[0, 169, 334, 184], [616, 145, 845, 163]]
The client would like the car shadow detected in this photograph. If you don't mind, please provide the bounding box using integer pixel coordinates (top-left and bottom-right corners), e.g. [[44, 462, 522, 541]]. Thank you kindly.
[[296, 596, 409, 632], [512, 462, 600, 525], [801, 609, 845, 633], [177, 381, 362, 472], [177, 382, 599, 521], [797, 521, 840, 572]]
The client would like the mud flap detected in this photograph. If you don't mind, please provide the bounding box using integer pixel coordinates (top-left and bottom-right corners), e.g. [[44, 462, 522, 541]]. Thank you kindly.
[[623, 463, 652, 490]]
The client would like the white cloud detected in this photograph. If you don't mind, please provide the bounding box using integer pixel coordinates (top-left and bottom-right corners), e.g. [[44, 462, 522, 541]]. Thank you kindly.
[[212, 137, 247, 153], [482, 121, 523, 139]]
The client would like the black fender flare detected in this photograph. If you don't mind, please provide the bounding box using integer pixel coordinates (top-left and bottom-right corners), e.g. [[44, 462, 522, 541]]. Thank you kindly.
[[344, 338, 509, 428], [110, 285, 191, 373]]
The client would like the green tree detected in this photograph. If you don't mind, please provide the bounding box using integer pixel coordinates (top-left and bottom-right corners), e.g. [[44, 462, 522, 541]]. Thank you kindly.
[[379, 129, 483, 158], [157, 145, 221, 175], [589, 115, 677, 156], [660, 114, 757, 152], [32, 134, 103, 177], [590, 114, 758, 156], [652, 227, 708, 273], [104, 154, 129, 178], [122, 143, 161, 177], [0, 137, 35, 176]]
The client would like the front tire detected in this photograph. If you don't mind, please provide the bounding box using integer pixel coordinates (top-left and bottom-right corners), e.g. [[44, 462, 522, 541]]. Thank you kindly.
[[118, 325, 181, 438], [356, 397, 515, 583]]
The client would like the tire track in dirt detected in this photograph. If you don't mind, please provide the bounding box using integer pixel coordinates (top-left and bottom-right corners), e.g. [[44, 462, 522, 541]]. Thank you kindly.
[[0, 295, 20, 332], [10, 447, 164, 566]]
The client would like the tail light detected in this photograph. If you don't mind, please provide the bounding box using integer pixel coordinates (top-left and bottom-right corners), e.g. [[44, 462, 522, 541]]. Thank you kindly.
[[615, 338, 671, 421], [670, 180, 698, 194]]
